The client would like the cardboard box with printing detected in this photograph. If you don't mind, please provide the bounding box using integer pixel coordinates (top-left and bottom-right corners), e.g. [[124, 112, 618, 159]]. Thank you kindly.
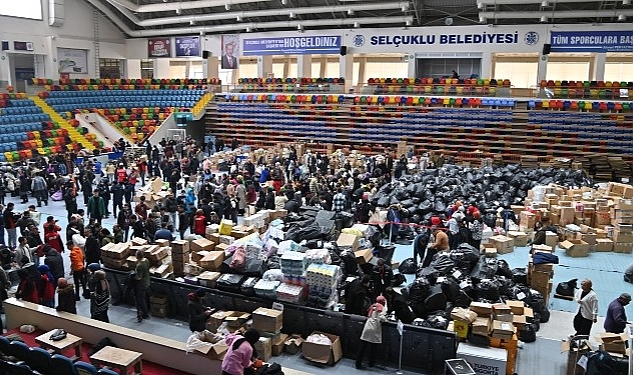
[[491, 320, 516, 340], [471, 317, 492, 337], [613, 242, 633, 254], [613, 229, 633, 244], [302, 331, 342, 366]]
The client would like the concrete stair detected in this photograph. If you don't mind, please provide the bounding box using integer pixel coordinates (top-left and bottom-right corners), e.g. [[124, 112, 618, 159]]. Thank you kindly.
[[31, 96, 95, 150]]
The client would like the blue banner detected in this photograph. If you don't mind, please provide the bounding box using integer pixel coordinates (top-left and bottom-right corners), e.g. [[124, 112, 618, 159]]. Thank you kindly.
[[551, 31, 633, 53], [243, 36, 341, 55], [175, 36, 200, 57]]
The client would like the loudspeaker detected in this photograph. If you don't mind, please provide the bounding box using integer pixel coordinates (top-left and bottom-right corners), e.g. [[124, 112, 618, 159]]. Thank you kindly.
[[542, 43, 551, 55], [202, 50, 210, 59], [1, 41, 8, 51], [339, 46, 347, 56]]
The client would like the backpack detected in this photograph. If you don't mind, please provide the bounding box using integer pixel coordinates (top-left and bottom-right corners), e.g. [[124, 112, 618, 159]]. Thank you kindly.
[[90, 337, 118, 356]]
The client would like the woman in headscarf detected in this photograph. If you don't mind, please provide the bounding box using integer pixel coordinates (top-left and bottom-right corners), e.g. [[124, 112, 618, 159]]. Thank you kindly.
[[16, 264, 39, 304], [88, 265, 110, 322], [188, 288, 212, 332], [356, 296, 387, 370], [56, 277, 76, 314], [37, 264, 56, 307], [221, 328, 261, 375]]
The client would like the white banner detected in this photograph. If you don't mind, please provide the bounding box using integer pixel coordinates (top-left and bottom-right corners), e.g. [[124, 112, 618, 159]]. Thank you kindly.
[[57, 48, 88, 74]]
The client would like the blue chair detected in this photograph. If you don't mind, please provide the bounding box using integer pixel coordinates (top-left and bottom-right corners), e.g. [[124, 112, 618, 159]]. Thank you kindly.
[[74, 361, 98, 375], [28, 347, 52, 374], [96, 369, 118, 375], [50, 354, 78, 375], [0, 335, 10, 354], [7, 341, 30, 362], [6, 361, 34, 375]]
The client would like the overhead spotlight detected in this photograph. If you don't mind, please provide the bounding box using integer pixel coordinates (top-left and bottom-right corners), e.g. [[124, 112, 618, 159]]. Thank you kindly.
[[190, 19, 196, 25], [401, 4, 410, 12], [199, 30, 205, 36], [225, 3, 231, 10], [246, 26, 252, 32], [479, 15, 486, 23], [541, 1, 549, 7], [624, 0, 631, 5], [289, 11, 295, 18], [477, 2, 485, 9], [353, 21, 359, 28], [175, 8, 181, 14], [405, 19, 412, 26], [236, 15, 242, 21], [540, 15, 548, 22], [281, 0, 287, 4], [618, 13, 627, 21], [297, 24, 303, 30], [347, 9, 354, 15]]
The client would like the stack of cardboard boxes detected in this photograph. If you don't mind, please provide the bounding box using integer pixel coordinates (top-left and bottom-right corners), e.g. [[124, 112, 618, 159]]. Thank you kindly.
[[171, 240, 190, 277], [528, 245, 555, 303], [251, 307, 286, 360]]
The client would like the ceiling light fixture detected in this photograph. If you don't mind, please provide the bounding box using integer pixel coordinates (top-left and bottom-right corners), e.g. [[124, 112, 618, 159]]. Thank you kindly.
[[236, 15, 242, 21], [479, 16, 486, 23], [246, 26, 252, 32], [347, 9, 354, 15], [225, 3, 231, 10], [618, 13, 627, 21], [353, 21, 359, 28], [289, 11, 295, 18], [540, 15, 548, 22], [541, 1, 549, 7]]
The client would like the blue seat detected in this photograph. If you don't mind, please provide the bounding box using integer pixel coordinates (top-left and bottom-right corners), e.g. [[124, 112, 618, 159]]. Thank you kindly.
[[28, 347, 52, 374], [74, 360, 98, 375], [0, 335, 9, 354], [7, 341, 30, 362], [96, 369, 119, 375], [51, 354, 78, 375]]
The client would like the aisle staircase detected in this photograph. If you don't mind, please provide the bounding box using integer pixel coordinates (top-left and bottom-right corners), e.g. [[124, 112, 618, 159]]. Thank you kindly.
[[31, 96, 95, 151]]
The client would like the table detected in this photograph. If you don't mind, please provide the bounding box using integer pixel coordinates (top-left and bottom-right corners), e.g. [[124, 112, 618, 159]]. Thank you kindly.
[[35, 329, 83, 362], [90, 346, 143, 375]]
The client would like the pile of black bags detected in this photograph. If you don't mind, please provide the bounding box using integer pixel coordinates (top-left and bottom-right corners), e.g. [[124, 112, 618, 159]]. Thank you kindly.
[[370, 164, 592, 225]]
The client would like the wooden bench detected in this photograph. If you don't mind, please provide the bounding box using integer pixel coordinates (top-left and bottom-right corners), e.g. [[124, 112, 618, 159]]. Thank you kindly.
[[3, 298, 219, 374]]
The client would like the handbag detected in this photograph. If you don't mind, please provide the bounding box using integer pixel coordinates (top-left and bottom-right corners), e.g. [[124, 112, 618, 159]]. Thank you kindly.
[[50, 329, 67, 341]]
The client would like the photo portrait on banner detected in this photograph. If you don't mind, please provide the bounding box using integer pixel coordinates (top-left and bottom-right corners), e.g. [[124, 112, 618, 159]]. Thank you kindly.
[[221, 34, 240, 69]]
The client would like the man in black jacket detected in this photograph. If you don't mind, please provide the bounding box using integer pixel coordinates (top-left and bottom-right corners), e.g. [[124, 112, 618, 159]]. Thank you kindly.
[[111, 182, 124, 218], [371, 258, 394, 299], [44, 246, 64, 281], [344, 275, 370, 316], [84, 228, 101, 265]]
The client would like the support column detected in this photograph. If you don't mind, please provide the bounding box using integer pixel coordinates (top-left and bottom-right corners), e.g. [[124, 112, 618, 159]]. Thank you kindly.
[[126, 59, 142, 79], [257, 55, 273, 77], [283, 56, 290, 78], [591, 53, 606, 81], [44, 36, 57, 80], [154, 58, 171, 79], [0, 52, 9, 87], [297, 54, 311, 78], [319, 56, 327, 78], [536, 54, 549, 87], [339, 53, 354, 93], [204, 57, 219, 79], [357, 56, 367, 87], [407, 58, 416, 78], [480, 51, 493, 79]]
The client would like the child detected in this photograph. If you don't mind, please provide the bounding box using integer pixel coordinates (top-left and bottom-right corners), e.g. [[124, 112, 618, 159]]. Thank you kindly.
[[37, 264, 56, 308], [56, 278, 76, 314]]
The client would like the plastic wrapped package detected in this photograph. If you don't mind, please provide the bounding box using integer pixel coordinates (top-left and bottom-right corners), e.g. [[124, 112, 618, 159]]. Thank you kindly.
[[281, 251, 307, 277], [304, 249, 332, 265], [276, 282, 306, 304], [254, 279, 281, 300]]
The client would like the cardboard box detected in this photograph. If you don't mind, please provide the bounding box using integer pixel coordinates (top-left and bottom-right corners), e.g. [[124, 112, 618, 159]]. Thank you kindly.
[[492, 303, 512, 316], [530, 270, 551, 288], [595, 333, 630, 354], [576, 232, 597, 246], [506, 301, 524, 315], [452, 320, 469, 339], [337, 233, 359, 252], [197, 271, 221, 288], [507, 231, 528, 247], [559, 239, 590, 257], [254, 337, 272, 362], [491, 320, 516, 340], [595, 238, 614, 252], [219, 219, 234, 236], [225, 311, 251, 327], [532, 244, 553, 253], [284, 334, 304, 355], [471, 317, 492, 336], [469, 302, 493, 317], [171, 240, 190, 254], [191, 238, 216, 252], [613, 230, 633, 244], [272, 333, 289, 356], [450, 307, 477, 323], [484, 247, 498, 258], [155, 239, 170, 247], [199, 251, 226, 271], [194, 341, 228, 360], [302, 331, 342, 365], [490, 235, 514, 254], [520, 211, 536, 228], [252, 307, 284, 333], [354, 249, 373, 265], [132, 237, 148, 246], [613, 242, 633, 254], [512, 315, 527, 331]]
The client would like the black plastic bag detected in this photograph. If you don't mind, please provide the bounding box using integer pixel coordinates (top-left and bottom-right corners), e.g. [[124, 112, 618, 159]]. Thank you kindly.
[[555, 279, 578, 297], [441, 278, 472, 308], [474, 279, 501, 301], [393, 273, 407, 287], [520, 323, 537, 343], [470, 256, 498, 283], [416, 267, 440, 285], [430, 255, 454, 275], [421, 311, 450, 330], [528, 289, 546, 314], [398, 258, 418, 275], [540, 306, 550, 323], [450, 244, 480, 272], [407, 277, 431, 304], [511, 268, 528, 285]]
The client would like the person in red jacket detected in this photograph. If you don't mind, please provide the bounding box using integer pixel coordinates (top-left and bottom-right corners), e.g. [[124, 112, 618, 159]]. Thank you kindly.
[[193, 209, 207, 236], [37, 264, 56, 307], [43, 217, 64, 253], [16, 265, 39, 304], [116, 164, 128, 183]]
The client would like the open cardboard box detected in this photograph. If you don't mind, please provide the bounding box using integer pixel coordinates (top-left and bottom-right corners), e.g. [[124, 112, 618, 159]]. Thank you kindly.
[[302, 331, 342, 366], [595, 333, 630, 355]]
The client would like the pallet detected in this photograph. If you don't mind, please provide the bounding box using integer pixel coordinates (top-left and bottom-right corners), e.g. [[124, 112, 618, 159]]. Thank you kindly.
[[554, 293, 574, 301]]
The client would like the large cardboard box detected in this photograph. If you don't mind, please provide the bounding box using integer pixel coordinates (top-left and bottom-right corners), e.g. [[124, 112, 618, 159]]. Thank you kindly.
[[354, 249, 373, 265], [337, 233, 359, 252], [576, 232, 597, 246], [469, 302, 493, 317], [559, 239, 590, 257], [272, 333, 289, 356], [199, 251, 226, 271], [594, 238, 614, 252], [302, 331, 343, 366], [595, 333, 629, 354], [197, 271, 221, 288], [491, 320, 516, 340], [193, 340, 228, 360], [506, 301, 524, 315], [613, 229, 633, 244], [490, 235, 514, 254], [507, 231, 528, 247], [254, 337, 272, 362], [471, 317, 492, 337], [520, 211, 536, 228], [450, 308, 477, 323], [252, 307, 283, 333], [284, 334, 304, 355], [191, 238, 216, 252], [613, 242, 633, 254]]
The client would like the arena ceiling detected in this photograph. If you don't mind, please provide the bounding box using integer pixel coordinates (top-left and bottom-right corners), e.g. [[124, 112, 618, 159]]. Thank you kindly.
[[84, 0, 633, 38]]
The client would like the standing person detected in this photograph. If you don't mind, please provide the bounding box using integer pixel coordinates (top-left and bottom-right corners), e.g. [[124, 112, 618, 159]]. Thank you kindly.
[[134, 250, 150, 322], [43, 217, 64, 253], [68, 241, 87, 301], [344, 275, 371, 316], [14, 236, 32, 267], [412, 227, 431, 265], [88, 266, 110, 323], [221, 328, 261, 375], [31, 172, 48, 207], [188, 288, 212, 332], [4, 203, 18, 249], [177, 205, 189, 240], [469, 211, 484, 250], [56, 277, 77, 314], [573, 279, 598, 336], [135, 196, 150, 221], [193, 209, 207, 236], [37, 264, 56, 308], [63, 188, 78, 221], [371, 259, 394, 299], [87, 190, 106, 225], [356, 296, 387, 370], [111, 181, 124, 218], [84, 228, 101, 266], [604, 293, 631, 334], [44, 245, 64, 282], [16, 265, 39, 304], [117, 203, 133, 242], [0, 204, 5, 246]]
